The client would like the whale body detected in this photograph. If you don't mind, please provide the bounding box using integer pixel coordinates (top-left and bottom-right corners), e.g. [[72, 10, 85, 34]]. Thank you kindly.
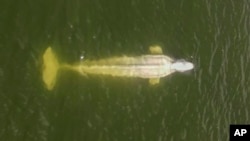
[[42, 45, 194, 90]]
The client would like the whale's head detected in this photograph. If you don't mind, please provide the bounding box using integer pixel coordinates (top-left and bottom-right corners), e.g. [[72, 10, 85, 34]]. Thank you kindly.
[[171, 59, 194, 72]]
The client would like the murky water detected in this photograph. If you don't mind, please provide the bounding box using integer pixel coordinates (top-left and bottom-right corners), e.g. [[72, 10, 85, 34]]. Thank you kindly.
[[0, 0, 249, 141]]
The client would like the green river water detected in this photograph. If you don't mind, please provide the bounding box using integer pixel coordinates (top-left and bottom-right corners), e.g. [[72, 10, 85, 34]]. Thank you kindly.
[[0, 0, 249, 141]]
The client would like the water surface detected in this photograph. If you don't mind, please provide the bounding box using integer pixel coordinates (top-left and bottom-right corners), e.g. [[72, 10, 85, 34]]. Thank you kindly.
[[0, 0, 249, 141]]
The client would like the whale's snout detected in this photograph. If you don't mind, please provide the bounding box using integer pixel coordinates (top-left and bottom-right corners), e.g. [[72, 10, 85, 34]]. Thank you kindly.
[[171, 59, 194, 72]]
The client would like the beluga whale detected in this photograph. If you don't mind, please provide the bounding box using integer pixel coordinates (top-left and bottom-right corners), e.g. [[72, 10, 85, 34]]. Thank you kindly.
[[42, 45, 194, 90]]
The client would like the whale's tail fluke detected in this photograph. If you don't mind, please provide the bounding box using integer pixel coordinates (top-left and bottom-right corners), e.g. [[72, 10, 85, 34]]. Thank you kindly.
[[42, 47, 60, 91]]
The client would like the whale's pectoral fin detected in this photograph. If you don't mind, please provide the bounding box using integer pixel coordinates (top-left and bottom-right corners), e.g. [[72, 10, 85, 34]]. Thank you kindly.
[[149, 45, 163, 54], [149, 78, 160, 85]]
